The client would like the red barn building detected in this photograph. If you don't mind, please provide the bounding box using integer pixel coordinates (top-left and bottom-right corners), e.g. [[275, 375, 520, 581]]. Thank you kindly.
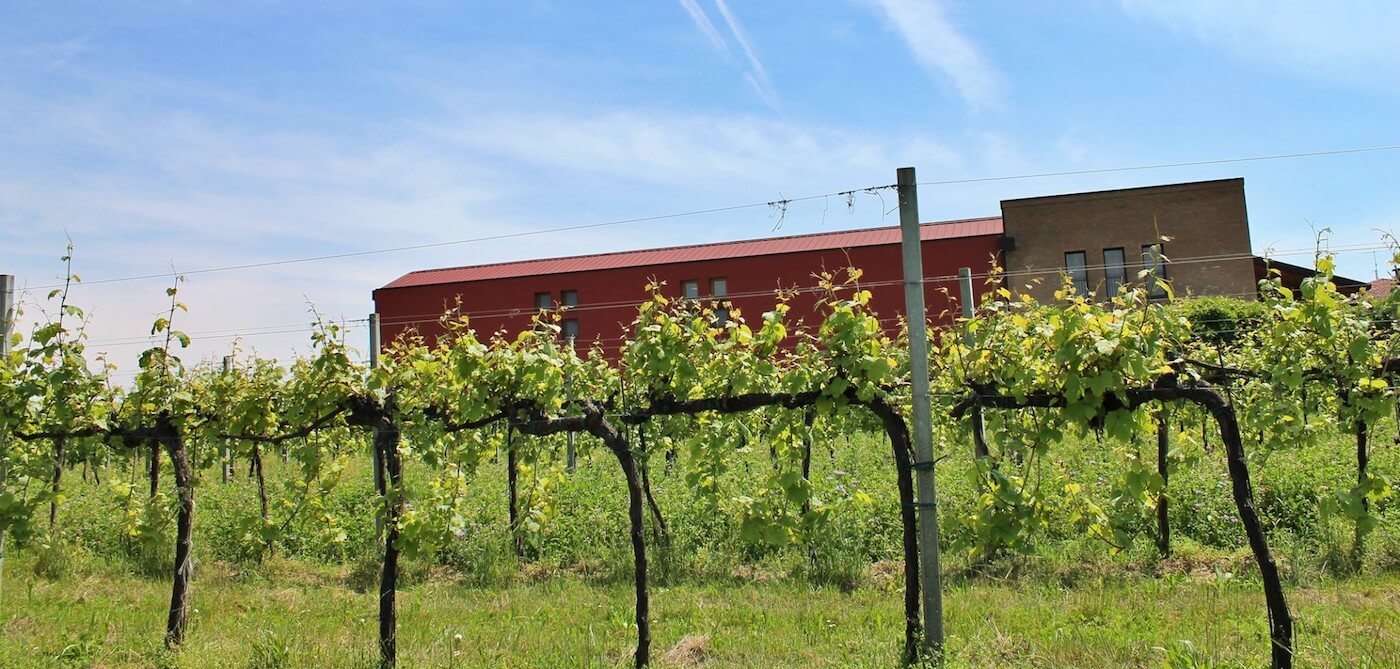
[[373, 216, 1005, 352], [373, 178, 1363, 354]]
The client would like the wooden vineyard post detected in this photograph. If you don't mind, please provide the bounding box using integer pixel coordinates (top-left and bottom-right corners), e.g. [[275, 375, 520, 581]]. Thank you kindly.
[[896, 166, 946, 661]]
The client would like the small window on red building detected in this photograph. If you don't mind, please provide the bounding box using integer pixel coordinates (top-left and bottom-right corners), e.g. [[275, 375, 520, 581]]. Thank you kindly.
[[710, 278, 729, 325], [562, 319, 580, 344], [681, 280, 700, 299], [534, 292, 552, 310], [561, 290, 579, 308]]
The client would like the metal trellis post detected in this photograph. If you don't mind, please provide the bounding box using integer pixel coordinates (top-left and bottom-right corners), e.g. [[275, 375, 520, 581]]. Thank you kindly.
[[896, 168, 945, 659]]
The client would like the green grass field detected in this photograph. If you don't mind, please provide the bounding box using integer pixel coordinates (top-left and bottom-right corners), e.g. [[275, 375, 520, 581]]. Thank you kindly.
[[3, 555, 1398, 668], [2, 418, 1397, 668]]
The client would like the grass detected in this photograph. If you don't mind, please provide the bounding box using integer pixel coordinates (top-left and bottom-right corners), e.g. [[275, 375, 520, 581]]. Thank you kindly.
[[1, 554, 1398, 668], [1, 415, 1396, 667]]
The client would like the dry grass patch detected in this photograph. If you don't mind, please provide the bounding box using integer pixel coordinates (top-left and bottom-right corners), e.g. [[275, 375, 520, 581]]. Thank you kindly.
[[661, 634, 712, 667]]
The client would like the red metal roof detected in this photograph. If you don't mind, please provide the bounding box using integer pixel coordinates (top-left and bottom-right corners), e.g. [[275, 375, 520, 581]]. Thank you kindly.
[[382, 216, 1004, 289]]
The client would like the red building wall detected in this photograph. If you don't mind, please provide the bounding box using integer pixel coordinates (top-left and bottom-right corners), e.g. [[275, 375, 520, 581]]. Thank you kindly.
[[373, 232, 1003, 356]]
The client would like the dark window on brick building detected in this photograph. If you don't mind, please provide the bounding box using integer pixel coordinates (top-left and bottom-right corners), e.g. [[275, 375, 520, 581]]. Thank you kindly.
[[1065, 251, 1089, 297], [1103, 248, 1126, 296], [562, 318, 579, 344], [534, 292, 552, 310], [561, 290, 578, 308]]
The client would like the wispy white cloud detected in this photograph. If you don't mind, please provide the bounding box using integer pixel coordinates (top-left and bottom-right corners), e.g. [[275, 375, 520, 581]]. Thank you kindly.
[[674, 0, 777, 108], [713, 0, 776, 106], [861, 0, 1002, 109], [434, 108, 961, 193], [1121, 1, 1400, 86], [1, 52, 975, 371], [676, 0, 730, 57]]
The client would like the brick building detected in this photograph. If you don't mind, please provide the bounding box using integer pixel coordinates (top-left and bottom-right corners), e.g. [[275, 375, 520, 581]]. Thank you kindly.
[[1001, 179, 1256, 301], [373, 178, 1358, 351]]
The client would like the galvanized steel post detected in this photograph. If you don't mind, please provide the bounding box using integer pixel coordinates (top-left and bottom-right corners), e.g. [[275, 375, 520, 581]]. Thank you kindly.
[[0, 274, 12, 357], [959, 267, 987, 458], [368, 313, 381, 370], [897, 168, 945, 659]]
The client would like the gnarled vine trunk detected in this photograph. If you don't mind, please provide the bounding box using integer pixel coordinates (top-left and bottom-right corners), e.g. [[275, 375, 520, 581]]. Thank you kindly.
[[862, 396, 923, 666], [971, 404, 988, 460], [518, 406, 650, 668], [49, 436, 65, 531], [375, 411, 403, 669], [957, 383, 1293, 668], [1194, 390, 1292, 669], [637, 427, 669, 546], [505, 425, 525, 558], [593, 420, 650, 669], [159, 417, 195, 648], [252, 445, 271, 560], [148, 440, 160, 499]]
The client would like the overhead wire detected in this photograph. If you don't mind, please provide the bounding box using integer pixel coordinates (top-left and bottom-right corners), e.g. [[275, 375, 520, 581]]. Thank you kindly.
[[15, 143, 1400, 355], [42, 241, 1389, 352], [24, 142, 1400, 292], [373, 243, 1392, 331], [85, 321, 368, 349], [27, 187, 896, 291]]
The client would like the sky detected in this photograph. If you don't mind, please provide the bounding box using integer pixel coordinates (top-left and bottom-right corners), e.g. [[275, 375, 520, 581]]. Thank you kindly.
[[2, 1, 1399, 375]]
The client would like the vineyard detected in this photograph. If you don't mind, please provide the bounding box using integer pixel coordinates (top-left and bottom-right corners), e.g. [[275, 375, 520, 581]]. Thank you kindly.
[[1, 247, 1398, 669]]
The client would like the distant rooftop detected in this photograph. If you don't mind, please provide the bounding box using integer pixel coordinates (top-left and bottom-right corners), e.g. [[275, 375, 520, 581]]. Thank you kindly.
[[381, 216, 1004, 290], [1369, 277, 1395, 301]]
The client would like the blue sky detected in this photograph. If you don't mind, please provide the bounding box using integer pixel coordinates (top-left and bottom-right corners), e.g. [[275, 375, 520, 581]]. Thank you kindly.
[[3, 1, 1399, 371]]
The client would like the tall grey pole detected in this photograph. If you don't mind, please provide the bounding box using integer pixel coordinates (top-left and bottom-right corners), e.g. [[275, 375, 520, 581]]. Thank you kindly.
[[368, 313, 381, 370], [0, 274, 13, 357], [959, 268, 988, 459], [957, 268, 974, 326], [0, 274, 11, 608], [897, 167, 944, 658]]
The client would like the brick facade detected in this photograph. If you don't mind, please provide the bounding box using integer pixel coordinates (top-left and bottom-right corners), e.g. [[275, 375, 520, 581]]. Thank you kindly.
[[1000, 179, 1256, 301]]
